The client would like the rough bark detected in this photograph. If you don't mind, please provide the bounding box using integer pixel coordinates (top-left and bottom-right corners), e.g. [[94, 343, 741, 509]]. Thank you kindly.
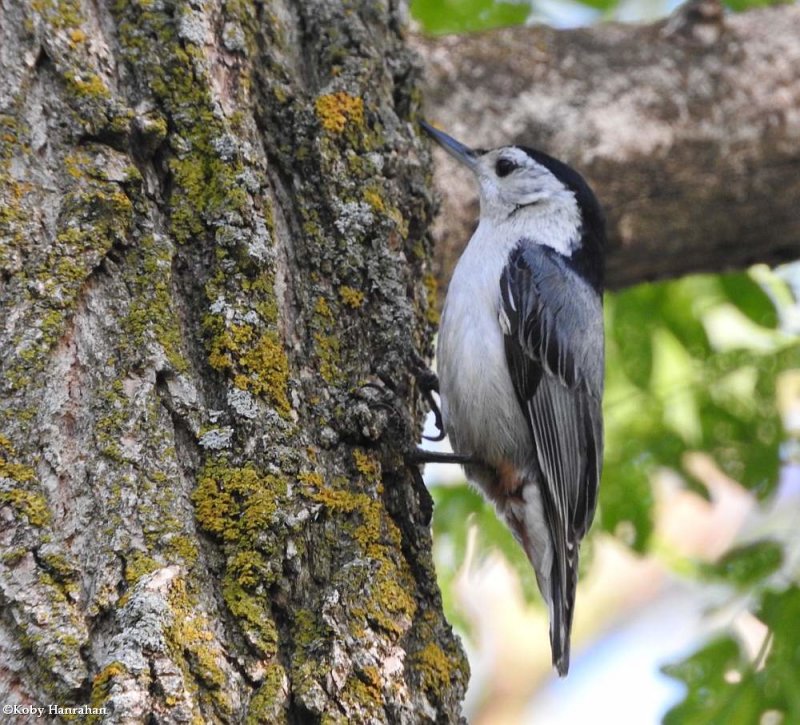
[[0, 0, 466, 722], [413, 2, 800, 292]]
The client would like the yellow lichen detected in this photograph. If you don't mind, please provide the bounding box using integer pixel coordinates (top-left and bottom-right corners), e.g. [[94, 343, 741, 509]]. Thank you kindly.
[[310, 486, 361, 514], [352, 449, 380, 481], [206, 321, 291, 418], [0, 489, 50, 527], [193, 462, 285, 543], [363, 188, 385, 213], [192, 458, 287, 656], [310, 481, 417, 637], [124, 551, 159, 584], [339, 286, 365, 309], [414, 643, 452, 692], [314, 296, 333, 320], [368, 567, 416, 636], [358, 665, 382, 692], [341, 674, 381, 712], [67, 71, 112, 100], [387, 205, 409, 238], [90, 661, 127, 711], [165, 534, 199, 568], [298, 470, 324, 488], [423, 272, 440, 325], [314, 331, 343, 384], [246, 662, 287, 723], [0, 448, 49, 527], [166, 577, 230, 710], [240, 332, 291, 413], [315, 92, 364, 134], [222, 580, 279, 657], [0, 456, 36, 482]]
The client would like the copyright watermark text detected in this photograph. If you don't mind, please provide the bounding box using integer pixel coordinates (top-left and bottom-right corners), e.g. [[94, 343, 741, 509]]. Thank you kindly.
[[2, 704, 108, 718]]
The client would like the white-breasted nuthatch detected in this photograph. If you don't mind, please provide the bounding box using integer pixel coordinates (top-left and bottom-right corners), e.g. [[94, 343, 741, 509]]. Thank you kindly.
[[417, 121, 605, 677]]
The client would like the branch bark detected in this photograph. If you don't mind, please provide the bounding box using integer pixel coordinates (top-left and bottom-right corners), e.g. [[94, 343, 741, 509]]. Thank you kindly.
[[412, 3, 800, 291]]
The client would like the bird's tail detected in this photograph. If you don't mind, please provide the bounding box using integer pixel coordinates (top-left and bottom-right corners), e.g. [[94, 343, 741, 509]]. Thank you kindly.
[[549, 550, 578, 677], [503, 482, 581, 676]]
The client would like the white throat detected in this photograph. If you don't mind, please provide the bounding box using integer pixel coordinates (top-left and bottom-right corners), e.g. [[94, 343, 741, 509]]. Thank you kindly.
[[481, 193, 582, 258], [500, 201, 581, 257]]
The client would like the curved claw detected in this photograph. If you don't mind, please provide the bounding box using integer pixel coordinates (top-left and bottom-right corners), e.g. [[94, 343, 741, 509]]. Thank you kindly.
[[417, 374, 446, 441], [422, 393, 446, 441], [410, 352, 447, 441]]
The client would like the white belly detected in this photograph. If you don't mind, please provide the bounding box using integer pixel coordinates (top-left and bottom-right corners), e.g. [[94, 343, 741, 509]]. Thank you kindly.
[[437, 224, 532, 468]]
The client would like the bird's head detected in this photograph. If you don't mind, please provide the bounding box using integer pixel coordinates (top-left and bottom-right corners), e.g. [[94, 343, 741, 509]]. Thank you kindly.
[[421, 120, 603, 235], [421, 120, 605, 286]]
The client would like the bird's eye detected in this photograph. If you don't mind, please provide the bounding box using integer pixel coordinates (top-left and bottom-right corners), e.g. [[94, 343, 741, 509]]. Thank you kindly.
[[495, 158, 518, 177]]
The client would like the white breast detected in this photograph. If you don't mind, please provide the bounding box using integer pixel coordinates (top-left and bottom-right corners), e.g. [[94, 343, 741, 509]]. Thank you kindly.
[[436, 220, 532, 468]]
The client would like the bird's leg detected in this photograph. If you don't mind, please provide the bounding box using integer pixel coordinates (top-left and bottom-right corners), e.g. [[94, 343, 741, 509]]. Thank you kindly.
[[407, 448, 475, 466], [410, 352, 446, 442]]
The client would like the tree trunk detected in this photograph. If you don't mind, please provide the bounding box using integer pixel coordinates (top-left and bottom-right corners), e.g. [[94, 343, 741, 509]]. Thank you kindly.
[[0, 0, 466, 722], [413, 2, 800, 291]]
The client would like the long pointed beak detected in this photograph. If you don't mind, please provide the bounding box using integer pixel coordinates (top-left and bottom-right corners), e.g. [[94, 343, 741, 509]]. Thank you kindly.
[[420, 120, 479, 170]]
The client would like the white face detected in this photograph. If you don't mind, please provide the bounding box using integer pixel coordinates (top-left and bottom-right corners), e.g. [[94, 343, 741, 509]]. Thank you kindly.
[[421, 123, 585, 256], [472, 147, 578, 223]]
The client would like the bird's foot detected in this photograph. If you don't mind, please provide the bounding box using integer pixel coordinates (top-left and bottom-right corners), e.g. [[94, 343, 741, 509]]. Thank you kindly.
[[409, 352, 446, 442]]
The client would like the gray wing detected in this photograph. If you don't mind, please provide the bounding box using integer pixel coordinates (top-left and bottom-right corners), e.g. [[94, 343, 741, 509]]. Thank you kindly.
[[500, 243, 603, 535], [499, 242, 603, 670]]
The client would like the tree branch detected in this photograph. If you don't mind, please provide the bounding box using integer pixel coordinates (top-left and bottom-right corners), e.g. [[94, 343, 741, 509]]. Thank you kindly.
[[412, 4, 800, 290]]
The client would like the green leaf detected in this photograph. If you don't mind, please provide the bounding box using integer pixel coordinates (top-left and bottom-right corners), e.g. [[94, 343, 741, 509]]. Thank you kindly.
[[696, 383, 782, 499], [758, 586, 800, 672], [662, 637, 762, 725], [598, 450, 654, 553], [720, 272, 779, 329], [652, 327, 702, 444], [410, 0, 529, 35], [659, 276, 716, 358], [607, 284, 661, 389], [700, 540, 783, 589]]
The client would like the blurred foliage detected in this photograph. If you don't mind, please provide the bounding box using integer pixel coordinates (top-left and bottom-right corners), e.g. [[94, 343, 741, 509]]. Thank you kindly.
[[662, 587, 800, 724], [431, 485, 540, 632], [601, 272, 795, 546], [415, 3, 800, 723], [411, 0, 790, 31], [410, 0, 529, 34], [699, 539, 783, 590]]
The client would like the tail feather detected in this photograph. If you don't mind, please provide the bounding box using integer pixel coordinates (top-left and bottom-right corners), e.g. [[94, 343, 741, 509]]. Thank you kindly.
[[502, 482, 581, 677], [549, 550, 578, 677]]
